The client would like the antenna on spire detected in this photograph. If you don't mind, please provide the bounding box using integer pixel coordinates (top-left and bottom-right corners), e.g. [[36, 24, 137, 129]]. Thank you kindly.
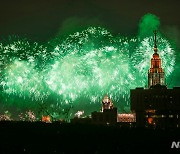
[[153, 30, 158, 53]]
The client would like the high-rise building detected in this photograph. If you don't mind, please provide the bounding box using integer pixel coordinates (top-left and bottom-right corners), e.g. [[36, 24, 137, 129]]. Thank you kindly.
[[148, 31, 165, 88], [91, 94, 117, 125], [131, 31, 180, 129]]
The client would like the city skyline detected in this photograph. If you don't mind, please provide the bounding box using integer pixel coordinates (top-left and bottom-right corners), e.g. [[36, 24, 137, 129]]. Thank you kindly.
[[0, 1, 179, 153], [0, 25, 178, 121], [0, 1, 179, 121]]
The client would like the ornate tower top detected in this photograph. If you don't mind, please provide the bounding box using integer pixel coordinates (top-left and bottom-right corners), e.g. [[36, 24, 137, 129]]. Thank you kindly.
[[148, 31, 165, 88], [150, 31, 162, 70], [101, 94, 113, 111]]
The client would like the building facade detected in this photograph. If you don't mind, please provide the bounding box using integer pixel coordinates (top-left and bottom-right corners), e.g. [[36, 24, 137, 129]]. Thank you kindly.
[[91, 108, 117, 125], [131, 86, 180, 128]]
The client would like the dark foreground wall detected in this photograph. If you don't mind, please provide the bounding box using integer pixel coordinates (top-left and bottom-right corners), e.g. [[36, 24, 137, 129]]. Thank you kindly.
[[0, 122, 179, 154]]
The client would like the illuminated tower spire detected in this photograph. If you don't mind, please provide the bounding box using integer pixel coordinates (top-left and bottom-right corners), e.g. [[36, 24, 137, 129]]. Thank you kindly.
[[153, 30, 158, 53], [148, 31, 165, 88]]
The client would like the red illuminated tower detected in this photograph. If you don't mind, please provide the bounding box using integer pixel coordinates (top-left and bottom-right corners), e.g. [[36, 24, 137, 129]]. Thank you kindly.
[[148, 31, 165, 88]]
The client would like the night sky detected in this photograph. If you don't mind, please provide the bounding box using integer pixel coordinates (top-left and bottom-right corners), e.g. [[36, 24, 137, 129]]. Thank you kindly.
[[0, 0, 180, 43], [0, 0, 180, 119]]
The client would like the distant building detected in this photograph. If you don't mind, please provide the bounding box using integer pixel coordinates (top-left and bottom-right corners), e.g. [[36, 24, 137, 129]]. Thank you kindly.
[[91, 95, 117, 125], [117, 113, 136, 123], [117, 113, 136, 128], [101, 94, 114, 111], [42, 115, 51, 123], [131, 31, 180, 129], [70, 95, 117, 125], [71, 95, 137, 126]]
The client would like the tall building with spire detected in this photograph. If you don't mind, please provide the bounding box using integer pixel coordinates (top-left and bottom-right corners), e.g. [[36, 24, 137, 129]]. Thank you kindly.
[[148, 31, 165, 88], [131, 31, 180, 129]]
